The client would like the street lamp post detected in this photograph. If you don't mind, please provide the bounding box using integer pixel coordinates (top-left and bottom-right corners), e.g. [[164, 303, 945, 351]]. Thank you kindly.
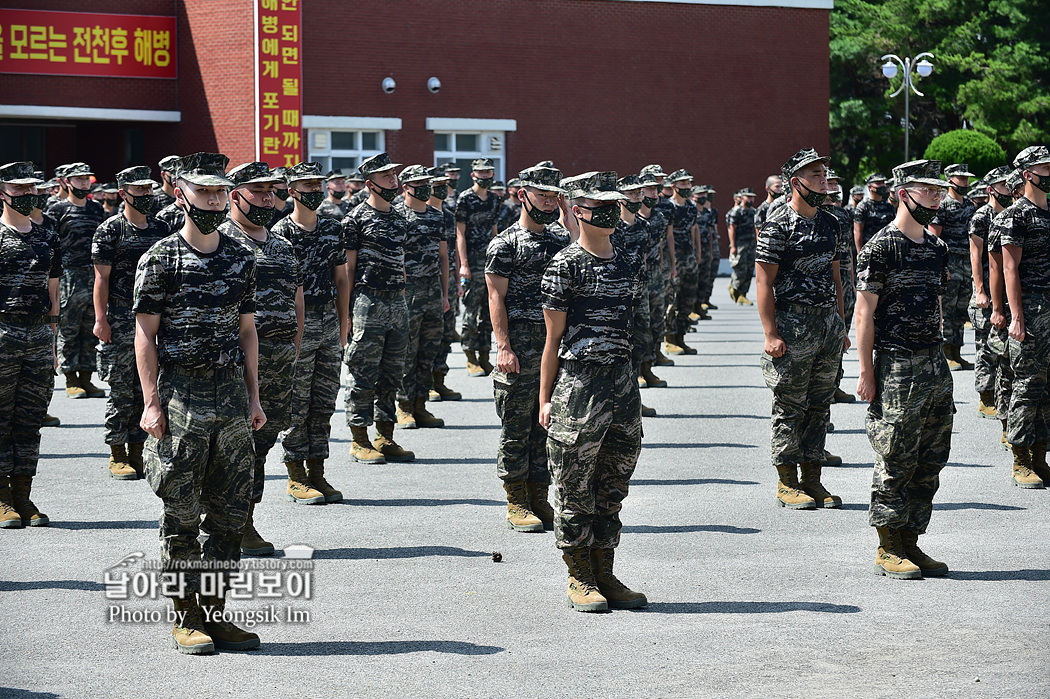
[[880, 52, 935, 162]]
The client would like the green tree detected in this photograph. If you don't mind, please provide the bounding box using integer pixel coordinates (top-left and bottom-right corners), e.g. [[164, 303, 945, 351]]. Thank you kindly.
[[923, 129, 1008, 177]]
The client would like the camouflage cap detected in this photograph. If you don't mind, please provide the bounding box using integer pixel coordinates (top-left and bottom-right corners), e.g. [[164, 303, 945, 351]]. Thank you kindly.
[[944, 163, 976, 178], [325, 170, 347, 182], [175, 153, 234, 188], [826, 168, 841, 182], [1013, 145, 1050, 171], [100, 182, 120, 194], [0, 162, 44, 185], [738, 187, 757, 197], [427, 166, 451, 183], [89, 182, 105, 194], [491, 180, 505, 190], [271, 166, 289, 183], [983, 165, 1012, 185], [865, 172, 888, 184], [346, 171, 365, 183], [441, 163, 461, 173], [42, 179, 59, 189], [560, 172, 598, 199], [398, 164, 432, 184], [53, 164, 70, 179], [33, 169, 44, 181], [359, 152, 402, 177], [518, 166, 565, 193], [703, 185, 716, 194], [116, 166, 158, 189], [689, 185, 706, 197], [892, 159, 949, 188], [781, 148, 830, 178], [640, 164, 668, 178], [667, 168, 692, 183], [617, 174, 646, 192], [506, 178, 522, 188], [286, 161, 325, 183], [471, 157, 495, 171], [158, 155, 181, 173], [63, 162, 94, 178], [639, 173, 661, 188], [850, 185, 865, 195], [576, 171, 628, 202], [1006, 169, 1024, 191], [227, 161, 283, 187], [533, 160, 555, 169]]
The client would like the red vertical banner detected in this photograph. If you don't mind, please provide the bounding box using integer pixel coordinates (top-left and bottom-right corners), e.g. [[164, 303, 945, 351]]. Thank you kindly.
[[256, 0, 302, 168]]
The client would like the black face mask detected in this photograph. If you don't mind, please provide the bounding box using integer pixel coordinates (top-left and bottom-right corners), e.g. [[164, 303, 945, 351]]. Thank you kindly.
[[523, 192, 559, 225], [794, 179, 828, 207], [34, 193, 49, 211], [70, 186, 91, 200], [1028, 171, 1050, 193], [474, 177, 494, 189], [295, 190, 325, 211], [769, 190, 783, 199], [642, 196, 657, 209], [623, 200, 643, 214], [992, 190, 1013, 208], [125, 194, 155, 216], [576, 202, 620, 229], [368, 180, 399, 203], [432, 184, 448, 200], [236, 196, 274, 226], [874, 186, 889, 199], [408, 185, 431, 202], [676, 188, 691, 199], [3, 192, 37, 216], [182, 200, 227, 235], [903, 191, 938, 227], [950, 183, 970, 196], [707, 194, 715, 203], [274, 188, 289, 201], [330, 189, 346, 200]]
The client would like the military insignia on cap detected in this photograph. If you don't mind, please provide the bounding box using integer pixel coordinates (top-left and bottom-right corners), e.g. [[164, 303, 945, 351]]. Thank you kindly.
[[891, 159, 949, 188], [944, 163, 976, 178], [174, 152, 234, 187], [471, 157, 495, 171], [227, 161, 283, 187], [287, 161, 324, 182], [359, 152, 402, 177], [1012, 145, 1050, 171], [0, 161, 45, 185], [116, 166, 158, 189], [667, 168, 692, 182], [519, 166, 565, 193], [781, 148, 830, 178], [399, 164, 432, 183]]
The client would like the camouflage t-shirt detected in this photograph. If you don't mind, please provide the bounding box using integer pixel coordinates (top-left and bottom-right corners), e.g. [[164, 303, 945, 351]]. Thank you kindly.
[[541, 243, 643, 366], [931, 195, 976, 255], [613, 217, 650, 274], [994, 197, 1050, 294], [486, 221, 570, 323], [0, 221, 62, 314], [853, 198, 896, 247], [754, 199, 773, 230], [153, 191, 175, 213], [727, 204, 757, 236], [271, 215, 344, 306], [441, 205, 457, 270], [317, 198, 350, 222], [269, 199, 294, 228], [757, 205, 842, 310], [91, 214, 171, 304], [396, 202, 445, 281], [347, 188, 368, 211], [155, 201, 185, 233], [343, 202, 406, 291], [820, 204, 855, 268], [46, 198, 106, 269], [497, 200, 520, 233], [672, 201, 698, 256], [967, 203, 995, 295], [133, 232, 257, 369], [641, 210, 666, 271], [221, 220, 301, 340], [455, 189, 500, 255], [855, 225, 949, 352]]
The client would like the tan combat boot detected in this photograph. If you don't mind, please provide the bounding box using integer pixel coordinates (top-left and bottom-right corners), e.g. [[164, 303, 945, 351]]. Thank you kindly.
[[477, 349, 494, 375], [676, 333, 697, 355], [79, 370, 106, 398], [688, 311, 701, 321], [240, 502, 275, 556], [1029, 442, 1050, 484], [0, 477, 23, 528], [414, 397, 445, 428], [526, 482, 554, 530], [1000, 420, 1011, 452], [774, 465, 816, 510], [10, 475, 48, 526], [199, 595, 260, 650], [591, 548, 648, 609], [874, 526, 923, 579], [737, 293, 753, 306], [396, 400, 417, 429], [430, 371, 462, 401], [799, 462, 842, 508], [664, 333, 685, 356], [464, 350, 486, 377], [284, 461, 326, 504], [640, 361, 667, 388], [127, 442, 145, 478], [108, 444, 137, 480], [977, 390, 997, 419], [562, 548, 609, 612], [503, 481, 543, 532], [64, 372, 86, 399], [373, 421, 415, 462], [349, 426, 386, 464], [170, 596, 214, 654], [727, 283, 738, 302], [653, 349, 675, 367], [944, 344, 962, 371], [899, 529, 948, 577], [306, 459, 343, 503], [1011, 445, 1044, 488]]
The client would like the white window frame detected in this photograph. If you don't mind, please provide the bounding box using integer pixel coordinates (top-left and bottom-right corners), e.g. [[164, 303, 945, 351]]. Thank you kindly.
[[303, 116, 401, 174], [427, 117, 517, 189]]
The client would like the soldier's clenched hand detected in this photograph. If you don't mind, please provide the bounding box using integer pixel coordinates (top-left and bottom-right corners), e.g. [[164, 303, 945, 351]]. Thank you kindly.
[[249, 401, 267, 431], [141, 404, 167, 438], [496, 346, 519, 374]]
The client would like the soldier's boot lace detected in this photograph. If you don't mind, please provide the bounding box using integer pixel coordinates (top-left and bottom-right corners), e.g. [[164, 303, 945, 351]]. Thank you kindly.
[[284, 461, 326, 504], [108, 444, 137, 480], [306, 459, 343, 503], [503, 481, 543, 532], [170, 596, 215, 654], [590, 548, 647, 609], [562, 548, 608, 612], [874, 526, 922, 579], [799, 462, 842, 509], [349, 426, 386, 464], [396, 400, 417, 429], [1011, 444, 1044, 489], [774, 465, 816, 510], [899, 529, 948, 577]]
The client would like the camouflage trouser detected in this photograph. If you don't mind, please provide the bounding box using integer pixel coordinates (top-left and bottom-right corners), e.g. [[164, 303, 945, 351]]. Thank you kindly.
[[344, 288, 409, 426], [399, 280, 444, 403], [662, 254, 676, 333], [696, 243, 712, 312], [632, 286, 654, 369], [0, 320, 53, 477], [146, 366, 254, 593], [647, 265, 666, 352], [674, 249, 699, 335], [836, 264, 857, 385], [281, 304, 340, 462], [97, 305, 146, 445], [968, 304, 995, 394], [701, 238, 721, 303], [988, 317, 1013, 419], [1006, 295, 1050, 447], [942, 251, 972, 347], [867, 349, 954, 532], [493, 322, 548, 484], [434, 269, 460, 375], [729, 236, 756, 297], [58, 267, 97, 373], [762, 309, 845, 466], [547, 361, 642, 550], [460, 249, 492, 352], [253, 337, 296, 502]]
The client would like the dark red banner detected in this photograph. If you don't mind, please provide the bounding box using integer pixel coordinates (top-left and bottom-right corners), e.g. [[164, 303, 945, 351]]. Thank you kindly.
[[256, 0, 303, 168]]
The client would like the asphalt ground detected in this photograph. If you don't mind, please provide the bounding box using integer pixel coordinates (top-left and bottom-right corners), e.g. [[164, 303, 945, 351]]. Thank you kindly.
[[2, 283, 1049, 698]]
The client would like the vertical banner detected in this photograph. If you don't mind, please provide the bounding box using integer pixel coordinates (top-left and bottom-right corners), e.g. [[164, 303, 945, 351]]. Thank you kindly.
[[256, 0, 302, 167]]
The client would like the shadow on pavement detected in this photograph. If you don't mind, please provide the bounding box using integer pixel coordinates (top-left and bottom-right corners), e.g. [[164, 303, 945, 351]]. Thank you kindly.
[[838, 503, 870, 511], [0, 690, 61, 699], [258, 640, 504, 656], [336, 498, 502, 507], [658, 414, 767, 421], [633, 478, 759, 486], [948, 569, 1050, 581], [51, 520, 156, 530], [440, 424, 500, 430], [642, 443, 758, 450], [40, 452, 108, 459], [933, 502, 1025, 511], [313, 546, 490, 560], [0, 579, 105, 592], [644, 601, 862, 614], [622, 524, 760, 534], [944, 462, 995, 469]]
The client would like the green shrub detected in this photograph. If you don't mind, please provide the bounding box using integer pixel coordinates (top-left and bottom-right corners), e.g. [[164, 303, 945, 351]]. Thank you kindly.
[[923, 130, 1008, 179]]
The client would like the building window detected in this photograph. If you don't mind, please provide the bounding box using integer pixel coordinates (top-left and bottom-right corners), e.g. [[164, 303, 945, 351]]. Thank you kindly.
[[433, 131, 505, 197], [307, 129, 384, 174]]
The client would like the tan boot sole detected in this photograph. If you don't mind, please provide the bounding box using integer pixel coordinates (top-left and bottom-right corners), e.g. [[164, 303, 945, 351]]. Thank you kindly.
[[506, 517, 544, 533], [874, 563, 923, 580], [171, 634, 215, 654], [565, 595, 609, 612]]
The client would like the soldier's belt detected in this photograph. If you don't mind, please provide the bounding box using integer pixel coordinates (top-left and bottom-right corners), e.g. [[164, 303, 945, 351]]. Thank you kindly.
[[876, 346, 941, 357], [107, 297, 132, 309], [560, 359, 631, 375], [164, 363, 244, 381], [776, 303, 836, 317], [354, 288, 404, 298], [0, 311, 51, 326], [303, 300, 335, 311]]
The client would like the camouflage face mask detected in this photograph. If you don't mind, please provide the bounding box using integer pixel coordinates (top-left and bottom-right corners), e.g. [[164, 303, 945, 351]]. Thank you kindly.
[[70, 186, 92, 200], [236, 196, 274, 226], [431, 184, 448, 200], [474, 177, 494, 189], [903, 191, 938, 227], [126, 193, 155, 216], [330, 188, 346, 200], [676, 187, 691, 199], [295, 190, 325, 211], [34, 193, 49, 211], [274, 188, 290, 201], [642, 196, 657, 209], [992, 190, 1012, 208], [874, 186, 889, 199], [408, 184, 431, 202], [2, 192, 37, 216], [523, 192, 559, 225], [183, 201, 227, 235], [1028, 171, 1050, 194], [576, 202, 620, 229], [793, 178, 828, 207], [368, 179, 399, 203], [950, 183, 970, 196], [623, 200, 643, 214]]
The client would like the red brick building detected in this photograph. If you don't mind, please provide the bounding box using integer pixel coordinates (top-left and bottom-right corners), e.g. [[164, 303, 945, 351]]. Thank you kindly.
[[0, 0, 831, 235]]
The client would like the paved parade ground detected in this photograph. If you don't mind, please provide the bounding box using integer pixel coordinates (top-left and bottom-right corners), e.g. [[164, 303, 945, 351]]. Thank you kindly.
[[2, 285, 1048, 698]]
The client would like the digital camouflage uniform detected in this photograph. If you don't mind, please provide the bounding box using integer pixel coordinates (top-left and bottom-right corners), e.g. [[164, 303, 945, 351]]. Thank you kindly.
[[727, 203, 757, 297], [347, 187, 368, 211], [435, 202, 459, 376], [822, 204, 856, 386], [92, 213, 170, 446], [931, 195, 976, 348], [317, 198, 349, 222], [456, 189, 500, 352], [694, 201, 712, 313], [853, 197, 895, 249], [985, 214, 1013, 418], [343, 202, 409, 426], [397, 200, 446, 403], [650, 201, 676, 336], [133, 227, 257, 592], [155, 201, 185, 234], [46, 196, 105, 373], [487, 220, 569, 484], [0, 218, 61, 478], [671, 200, 699, 334], [968, 203, 996, 394], [542, 241, 644, 550], [497, 199, 521, 233], [856, 224, 953, 532], [759, 205, 847, 467], [222, 219, 300, 502], [642, 209, 666, 353], [700, 203, 720, 304], [614, 215, 653, 367], [272, 214, 344, 462]]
